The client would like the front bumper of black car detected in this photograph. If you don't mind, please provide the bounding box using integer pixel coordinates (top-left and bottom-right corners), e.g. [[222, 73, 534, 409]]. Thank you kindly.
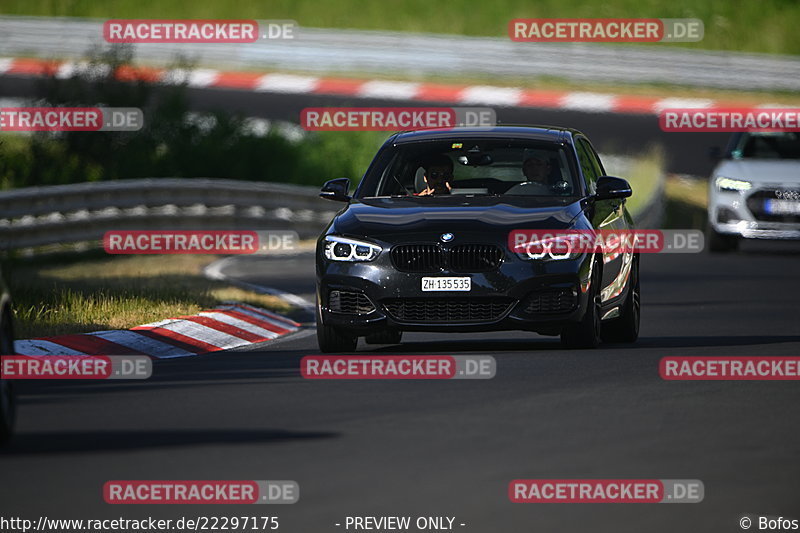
[[316, 246, 594, 336]]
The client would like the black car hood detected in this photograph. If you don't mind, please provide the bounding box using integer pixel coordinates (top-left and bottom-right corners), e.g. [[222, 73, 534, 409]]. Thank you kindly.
[[330, 197, 585, 238]]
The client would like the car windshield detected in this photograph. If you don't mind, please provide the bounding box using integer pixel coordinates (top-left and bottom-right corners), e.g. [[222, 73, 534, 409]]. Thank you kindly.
[[733, 132, 800, 159], [357, 139, 580, 198]]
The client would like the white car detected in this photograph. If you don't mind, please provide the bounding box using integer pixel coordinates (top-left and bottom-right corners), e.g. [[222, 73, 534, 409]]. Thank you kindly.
[[707, 132, 800, 252]]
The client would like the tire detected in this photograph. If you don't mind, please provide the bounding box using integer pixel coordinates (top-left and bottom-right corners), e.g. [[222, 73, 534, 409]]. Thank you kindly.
[[561, 265, 602, 349], [601, 258, 640, 343], [365, 330, 403, 345], [0, 308, 16, 446], [707, 225, 739, 253], [315, 298, 358, 353]]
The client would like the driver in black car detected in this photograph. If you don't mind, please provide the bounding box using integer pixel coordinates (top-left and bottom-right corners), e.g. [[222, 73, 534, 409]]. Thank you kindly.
[[502, 154, 555, 195], [416, 154, 454, 196], [522, 155, 552, 185]]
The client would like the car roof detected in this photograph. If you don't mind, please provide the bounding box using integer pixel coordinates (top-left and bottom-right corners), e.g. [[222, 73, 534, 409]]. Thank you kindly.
[[389, 125, 580, 145]]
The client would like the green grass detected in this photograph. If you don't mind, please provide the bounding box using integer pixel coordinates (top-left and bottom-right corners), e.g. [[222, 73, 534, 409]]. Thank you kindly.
[[628, 150, 663, 215], [0, 126, 386, 190], [663, 174, 709, 229], [2, 0, 799, 55], [6, 254, 293, 338], [603, 147, 665, 215], [665, 174, 708, 209]]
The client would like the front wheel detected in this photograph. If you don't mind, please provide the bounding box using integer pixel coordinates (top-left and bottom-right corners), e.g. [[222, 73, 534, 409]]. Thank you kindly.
[[316, 298, 358, 353], [601, 258, 640, 343], [561, 266, 601, 349]]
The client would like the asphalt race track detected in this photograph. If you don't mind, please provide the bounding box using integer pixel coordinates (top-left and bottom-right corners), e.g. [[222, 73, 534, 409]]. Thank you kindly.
[[0, 75, 729, 176], [3, 243, 800, 532]]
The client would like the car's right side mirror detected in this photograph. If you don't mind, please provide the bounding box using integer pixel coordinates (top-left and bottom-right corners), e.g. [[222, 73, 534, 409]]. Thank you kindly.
[[320, 178, 351, 202], [595, 176, 632, 200]]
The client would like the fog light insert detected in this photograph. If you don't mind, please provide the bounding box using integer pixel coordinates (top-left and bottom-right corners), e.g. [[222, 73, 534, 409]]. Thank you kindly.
[[522, 288, 578, 314], [329, 290, 376, 315], [716, 207, 739, 224]]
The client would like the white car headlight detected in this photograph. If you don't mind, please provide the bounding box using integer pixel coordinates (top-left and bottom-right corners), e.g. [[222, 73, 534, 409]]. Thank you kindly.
[[324, 235, 382, 262], [517, 236, 581, 261], [715, 176, 752, 192]]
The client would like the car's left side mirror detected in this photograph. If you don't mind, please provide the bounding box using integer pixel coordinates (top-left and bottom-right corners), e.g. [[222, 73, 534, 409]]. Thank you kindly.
[[595, 176, 632, 200], [320, 178, 351, 202]]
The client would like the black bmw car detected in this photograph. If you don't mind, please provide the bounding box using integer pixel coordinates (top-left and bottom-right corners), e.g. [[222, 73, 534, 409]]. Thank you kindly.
[[315, 126, 639, 351]]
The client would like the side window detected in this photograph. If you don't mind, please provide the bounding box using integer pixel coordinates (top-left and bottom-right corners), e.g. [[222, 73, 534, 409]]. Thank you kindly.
[[370, 151, 403, 196], [583, 139, 606, 177], [575, 139, 600, 194]]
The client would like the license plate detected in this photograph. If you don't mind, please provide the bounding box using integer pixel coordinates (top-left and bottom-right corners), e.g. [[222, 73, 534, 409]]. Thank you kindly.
[[421, 277, 471, 292], [765, 199, 800, 214]]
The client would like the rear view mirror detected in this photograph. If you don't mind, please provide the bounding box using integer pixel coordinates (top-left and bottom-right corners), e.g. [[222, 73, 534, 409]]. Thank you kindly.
[[457, 154, 493, 166], [320, 178, 351, 202], [595, 176, 632, 200]]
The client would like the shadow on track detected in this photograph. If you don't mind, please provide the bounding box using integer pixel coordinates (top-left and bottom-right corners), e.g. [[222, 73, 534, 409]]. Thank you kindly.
[[1, 428, 338, 455], [630, 335, 800, 349]]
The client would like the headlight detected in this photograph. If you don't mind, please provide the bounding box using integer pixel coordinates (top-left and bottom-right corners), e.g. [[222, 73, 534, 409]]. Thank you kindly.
[[517, 235, 581, 261], [324, 235, 382, 262], [715, 176, 752, 192]]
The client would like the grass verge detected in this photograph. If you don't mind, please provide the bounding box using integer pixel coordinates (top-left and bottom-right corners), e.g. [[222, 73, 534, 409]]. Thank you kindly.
[[663, 174, 708, 229], [5, 253, 292, 339], [603, 147, 664, 216]]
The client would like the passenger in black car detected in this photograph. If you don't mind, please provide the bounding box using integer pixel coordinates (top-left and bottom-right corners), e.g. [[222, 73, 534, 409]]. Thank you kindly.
[[416, 154, 454, 196]]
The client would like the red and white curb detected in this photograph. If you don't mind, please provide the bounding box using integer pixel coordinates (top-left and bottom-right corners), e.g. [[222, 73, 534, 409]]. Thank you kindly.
[[0, 57, 763, 116], [13, 303, 301, 358]]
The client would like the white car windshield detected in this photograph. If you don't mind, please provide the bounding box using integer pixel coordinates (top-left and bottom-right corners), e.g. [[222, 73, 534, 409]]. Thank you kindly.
[[733, 132, 800, 159]]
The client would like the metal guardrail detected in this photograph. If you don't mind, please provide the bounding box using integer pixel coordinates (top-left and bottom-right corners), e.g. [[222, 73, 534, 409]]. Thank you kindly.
[[0, 178, 339, 249], [0, 15, 799, 91]]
